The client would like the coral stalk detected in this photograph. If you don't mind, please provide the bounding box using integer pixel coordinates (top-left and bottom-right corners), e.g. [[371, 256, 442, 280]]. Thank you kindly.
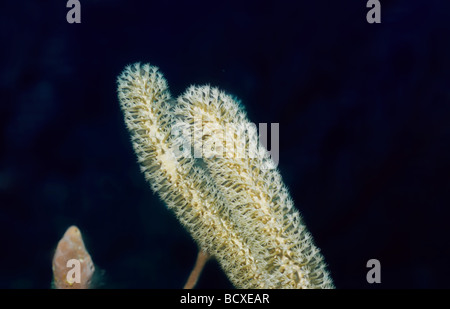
[[183, 250, 210, 289]]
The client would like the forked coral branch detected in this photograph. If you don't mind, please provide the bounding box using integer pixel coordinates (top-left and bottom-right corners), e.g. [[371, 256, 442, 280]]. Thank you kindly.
[[117, 63, 334, 288]]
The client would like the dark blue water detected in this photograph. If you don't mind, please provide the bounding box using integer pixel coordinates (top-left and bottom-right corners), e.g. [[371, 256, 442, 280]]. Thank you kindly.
[[1, 0, 449, 288]]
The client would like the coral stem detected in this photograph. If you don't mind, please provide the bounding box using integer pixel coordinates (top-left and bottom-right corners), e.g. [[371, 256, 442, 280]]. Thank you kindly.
[[183, 250, 210, 289]]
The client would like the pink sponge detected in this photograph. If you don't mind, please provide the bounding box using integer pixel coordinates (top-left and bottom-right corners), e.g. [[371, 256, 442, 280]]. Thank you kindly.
[[52, 226, 95, 289]]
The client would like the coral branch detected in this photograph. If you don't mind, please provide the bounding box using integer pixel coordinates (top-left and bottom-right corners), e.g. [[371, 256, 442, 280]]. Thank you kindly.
[[176, 86, 334, 288], [117, 63, 264, 288], [117, 63, 334, 288]]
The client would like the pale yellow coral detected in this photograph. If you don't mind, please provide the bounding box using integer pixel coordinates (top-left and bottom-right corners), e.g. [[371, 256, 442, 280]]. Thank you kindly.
[[175, 85, 334, 288], [117, 63, 334, 288], [117, 63, 264, 288]]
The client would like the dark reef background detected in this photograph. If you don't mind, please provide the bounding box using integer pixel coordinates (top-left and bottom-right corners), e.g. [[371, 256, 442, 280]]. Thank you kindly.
[[1, 0, 449, 289]]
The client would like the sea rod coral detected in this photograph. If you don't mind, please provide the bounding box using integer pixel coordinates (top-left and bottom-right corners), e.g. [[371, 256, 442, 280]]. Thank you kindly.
[[117, 62, 334, 289]]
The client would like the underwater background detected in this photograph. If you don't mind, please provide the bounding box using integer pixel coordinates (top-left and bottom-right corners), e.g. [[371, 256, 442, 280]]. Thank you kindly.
[[1, 0, 450, 288]]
